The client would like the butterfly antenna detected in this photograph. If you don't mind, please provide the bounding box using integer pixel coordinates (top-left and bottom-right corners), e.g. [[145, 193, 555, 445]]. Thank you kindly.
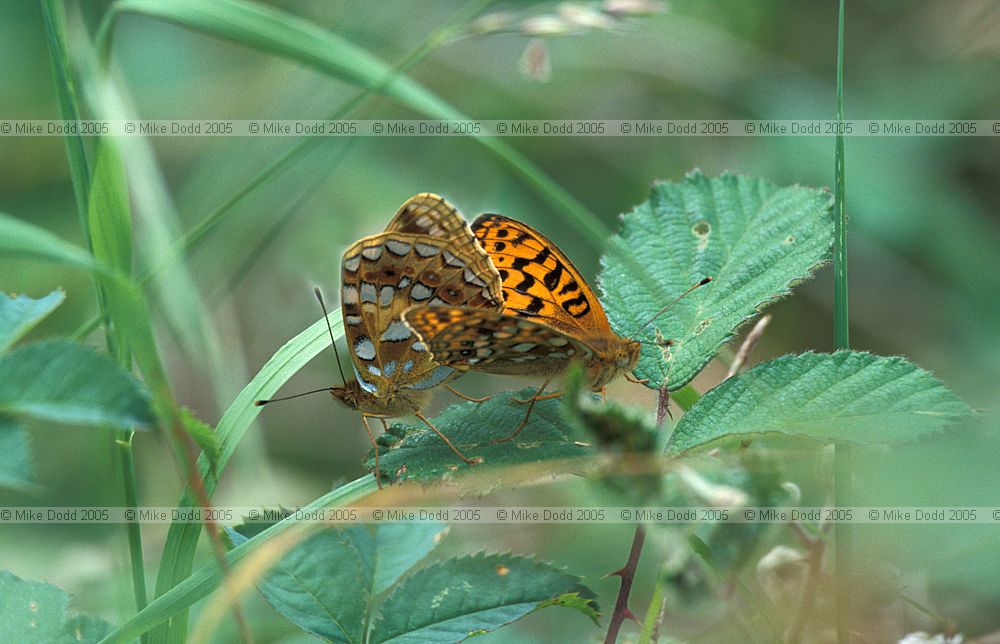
[[628, 276, 713, 341], [256, 388, 334, 406], [314, 287, 349, 388]]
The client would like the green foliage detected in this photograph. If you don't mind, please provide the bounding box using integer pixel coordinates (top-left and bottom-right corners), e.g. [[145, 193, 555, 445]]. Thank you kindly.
[[600, 171, 834, 390], [366, 390, 593, 484], [668, 351, 973, 454], [562, 365, 659, 453], [95, 0, 609, 251], [370, 553, 599, 643], [0, 416, 34, 492], [0, 570, 112, 643], [373, 522, 447, 594], [179, 407, 220, 474], [0, 291, 64, 353], [0, 340, 154, 430], [228, 528, 371, 643], [227, 524, 596, 643], [86, 140, 133, 356]]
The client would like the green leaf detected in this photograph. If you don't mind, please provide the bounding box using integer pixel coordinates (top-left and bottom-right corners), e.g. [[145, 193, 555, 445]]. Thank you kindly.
[[374, 522, 447, 594], [668, 351, 973, 454], [227, 527, 371, 644], [0, 340, 155, 430], [366, 390, 593, 485], [0, 291, 64, 354], [0, 417, 34, 492], [370, 553, 600, 643], [0, 212, 116, 279], [600, 171, 834, 390], [0, 570, 112, 643], [179, 407, 220, 474], [562, 364, 659, 453]]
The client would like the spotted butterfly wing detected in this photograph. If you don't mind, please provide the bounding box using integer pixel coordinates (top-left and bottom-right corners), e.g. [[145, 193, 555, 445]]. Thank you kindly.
[[402, 306, 591, 374], [404, 214, 641, 390], [386, 193, 503, 305], [472, 214, 613, 337], [341, 231, 503, 399]]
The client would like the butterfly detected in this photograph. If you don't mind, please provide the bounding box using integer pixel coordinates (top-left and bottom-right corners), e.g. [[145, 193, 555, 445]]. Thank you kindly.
[[258, 194, 503, 485], [403, 214, 645, 439]]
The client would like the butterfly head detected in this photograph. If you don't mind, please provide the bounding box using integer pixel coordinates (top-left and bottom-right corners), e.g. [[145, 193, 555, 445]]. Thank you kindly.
[[329, 380, 362, 410]]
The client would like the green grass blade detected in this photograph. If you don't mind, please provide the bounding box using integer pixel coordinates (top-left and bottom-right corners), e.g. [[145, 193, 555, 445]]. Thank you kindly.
[[150, 314, 338, 639], [99, 476, 377, 644], [96, 0, 609, 248], [40, 0, 91, 234], [833, 1, 852, 641]]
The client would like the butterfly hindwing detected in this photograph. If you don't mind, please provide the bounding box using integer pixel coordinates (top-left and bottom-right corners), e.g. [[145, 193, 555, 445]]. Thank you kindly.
[[387, 193, 504, 307], [403, 306, 594, 376], [341, 231, 502, 396]]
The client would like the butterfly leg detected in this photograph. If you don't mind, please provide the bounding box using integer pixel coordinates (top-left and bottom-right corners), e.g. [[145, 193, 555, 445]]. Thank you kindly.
[[361, 414, 383, 490], [414, 411, 480, 465], [624, 372, 650, 385], [445, 385, 491, 404], [495, 380, 557, 443]]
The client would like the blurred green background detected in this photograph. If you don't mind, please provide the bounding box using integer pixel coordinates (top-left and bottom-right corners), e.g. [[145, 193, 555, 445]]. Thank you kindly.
[[1, 0, 999, 640]]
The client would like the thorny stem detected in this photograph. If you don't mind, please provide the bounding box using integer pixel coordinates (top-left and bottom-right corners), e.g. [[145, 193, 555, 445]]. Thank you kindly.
[[604, 524, 647, 644], [606, 384, 681, 643]]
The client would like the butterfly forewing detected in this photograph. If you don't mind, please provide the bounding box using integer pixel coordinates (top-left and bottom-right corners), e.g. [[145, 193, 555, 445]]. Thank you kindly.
[[473, 214, 613, 337]]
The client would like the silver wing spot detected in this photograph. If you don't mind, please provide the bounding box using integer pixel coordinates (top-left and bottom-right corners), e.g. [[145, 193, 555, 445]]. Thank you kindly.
[[385, 239, 412, 256], [380, 320, 412, 342], [361, 245, 384, 261], [354, 336, 377, 361], [341, 285, 360, 305], [343, 255, 361, 273], [414, 242, 440, 257]]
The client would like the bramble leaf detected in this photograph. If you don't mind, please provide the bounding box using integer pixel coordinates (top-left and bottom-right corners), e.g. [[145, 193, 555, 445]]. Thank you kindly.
[[668, 351, 973, 453], [0, 570, 112, 643], [0, 291, 64, 354], [228, 527, 370, 643], [0, 340, 155, 429], [0, 417, 34, 492], [365, 390, 593, 485], [369, 553, 599, 643], [600, 171, 834, 390], [374, 522, 447, 594]]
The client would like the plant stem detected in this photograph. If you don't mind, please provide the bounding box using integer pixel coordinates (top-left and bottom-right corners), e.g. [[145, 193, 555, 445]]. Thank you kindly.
[[117, 431, 148, 613], [833, 1, 852, 642], [636, 571, 668, 644], [604, 525, 647, 644]]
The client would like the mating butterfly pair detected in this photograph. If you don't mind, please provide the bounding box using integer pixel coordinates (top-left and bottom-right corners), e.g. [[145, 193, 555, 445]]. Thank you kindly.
[[260, 193, 643, 485]]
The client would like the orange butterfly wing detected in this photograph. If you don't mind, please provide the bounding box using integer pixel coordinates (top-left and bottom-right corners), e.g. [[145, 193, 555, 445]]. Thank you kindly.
[[472, 214, 614, 337]]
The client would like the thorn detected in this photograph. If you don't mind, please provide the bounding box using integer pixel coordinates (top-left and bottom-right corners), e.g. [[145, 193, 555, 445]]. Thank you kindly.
[[623, 608, 640, 623], [603, 567, 627, 580]]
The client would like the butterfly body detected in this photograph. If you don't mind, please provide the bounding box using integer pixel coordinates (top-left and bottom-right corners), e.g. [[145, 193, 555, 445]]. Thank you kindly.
[[403, 214, 641, 391]]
